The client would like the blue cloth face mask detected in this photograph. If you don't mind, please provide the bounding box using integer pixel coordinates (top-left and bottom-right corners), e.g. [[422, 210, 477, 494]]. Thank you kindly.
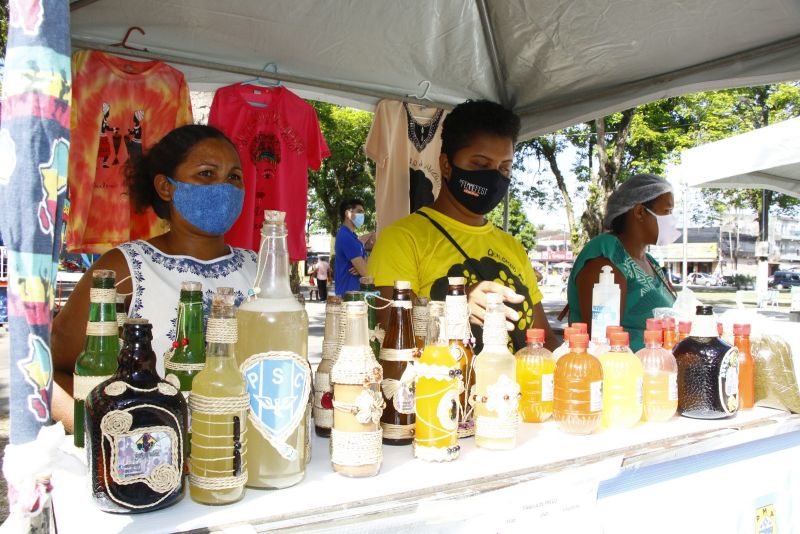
[[352, 212, 365, 229], [166, 177, 244, 235]]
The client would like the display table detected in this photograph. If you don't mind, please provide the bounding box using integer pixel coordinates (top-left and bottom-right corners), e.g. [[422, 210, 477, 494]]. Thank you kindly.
[[51, 407, 800, 533]]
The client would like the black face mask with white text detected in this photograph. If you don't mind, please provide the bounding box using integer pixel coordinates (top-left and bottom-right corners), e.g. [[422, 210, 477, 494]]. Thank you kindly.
[[446, 164, 510, 215]]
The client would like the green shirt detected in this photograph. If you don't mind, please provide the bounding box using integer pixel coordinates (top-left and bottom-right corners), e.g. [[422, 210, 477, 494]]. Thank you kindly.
[[567, 233, 676, 351]]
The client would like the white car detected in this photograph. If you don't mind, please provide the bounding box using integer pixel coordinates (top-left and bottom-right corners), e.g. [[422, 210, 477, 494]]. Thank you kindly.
[[686, 272, 720, 287]]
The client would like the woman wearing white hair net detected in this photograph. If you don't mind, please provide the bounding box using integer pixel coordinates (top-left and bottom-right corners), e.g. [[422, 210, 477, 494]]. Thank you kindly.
[[566, 174, 679, 351]]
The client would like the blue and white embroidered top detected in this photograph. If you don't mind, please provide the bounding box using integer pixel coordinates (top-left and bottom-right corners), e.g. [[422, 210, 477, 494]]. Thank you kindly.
[[118, 240, 258, 374]]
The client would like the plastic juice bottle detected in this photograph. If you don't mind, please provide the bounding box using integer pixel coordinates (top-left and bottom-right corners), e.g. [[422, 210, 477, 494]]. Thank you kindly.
[[189, 291, 248, 505], [553, 333, 603, 435], [662, 317, 677, 351], [734, 323, 755, 410], [553, 326, 580, 360], [678, 320, 692, 342], [591, 325, 624, 358], [414, 301, 460, 462], [515, 328, 555, 423], [599, 331, 643, 428], [636, 330, 678, 422]]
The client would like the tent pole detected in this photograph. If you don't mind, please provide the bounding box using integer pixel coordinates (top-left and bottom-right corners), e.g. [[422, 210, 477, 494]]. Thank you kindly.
[[71, 39, 455, 110], [475, 0, 510, 108]]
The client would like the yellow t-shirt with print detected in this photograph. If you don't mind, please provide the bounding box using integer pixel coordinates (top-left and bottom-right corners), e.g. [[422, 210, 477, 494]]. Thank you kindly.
[[368, 207, 543, 352]]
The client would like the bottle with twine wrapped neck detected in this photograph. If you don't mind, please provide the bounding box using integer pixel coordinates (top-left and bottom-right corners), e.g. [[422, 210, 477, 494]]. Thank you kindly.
[[74, 269, 120, 448], [379, 280, 417, 445], [445, 277, 476, 438], [188, 290, 249, 505], [472, 292, 520, 450], [414, 301, 461, 462], [331, 300, 385, 477], [314, 295, 343, 437], [412, 296, 430, 349], [360, 276, 383, 359]]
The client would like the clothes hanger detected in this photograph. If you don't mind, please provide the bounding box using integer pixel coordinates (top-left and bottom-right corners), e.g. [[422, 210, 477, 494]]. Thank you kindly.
[[110, 26, 149, 53], [405, 80, 438, 122], [242, 63, 281, 88]]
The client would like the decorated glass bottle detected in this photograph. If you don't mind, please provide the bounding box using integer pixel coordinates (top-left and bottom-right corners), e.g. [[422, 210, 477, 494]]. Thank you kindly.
[[412, 296, 430, 349], [599, 331, 643, 429], [379, 281, 417, 445], [553, 333, 603, 435], [165, 281, 206, 392], [445, 277, 476, 438], [85, 319, 187, 513], [331, 300, 385, 477], [236, 211, 311, 488], [188, 291, 249, 505], [360, 276, 382, 359], [314, 296, 343, 437], [636, 329, 678, 422], [473, 293, 520, 450], [414, 301, 460, 462], [74, 269, 120, 448], [734, 323, 755, 410], [515, 328, 555, 423], [674, 305, 739, 419]]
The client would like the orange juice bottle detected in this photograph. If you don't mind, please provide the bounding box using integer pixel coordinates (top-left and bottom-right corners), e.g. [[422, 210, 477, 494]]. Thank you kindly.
[[677, 320, 692, 342], [552, 326, 580, 361], [599, 331, 643, 429], [734, 323, 755, 410], [553, 333, 603, 435], [515, 328, 555, 423], [662, 317, 677, 351], [636, 329, 678, 422]]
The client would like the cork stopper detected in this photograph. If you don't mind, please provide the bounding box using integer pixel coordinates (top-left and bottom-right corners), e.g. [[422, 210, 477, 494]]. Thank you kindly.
[[448, 276, 466, 286], [733, 323, 751, 336], [572, 322, 588, 335], [394, 280, 412, 290], [264, 210, 286, 223], [124, 318, 149, 326], [643, 330, 662, 345], [360, 276, 375, 285], [569, 333, 589, 350], [92, 269, 116, 280], [526, 328, 545, 343], [217, 287, 235, 296], [180, 281, 202, 292], [609, 331, 630, 347]]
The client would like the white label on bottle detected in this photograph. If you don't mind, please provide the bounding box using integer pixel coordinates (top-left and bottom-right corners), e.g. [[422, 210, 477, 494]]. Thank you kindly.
[[718, 348, 740, 414], [446, 295, 469, 339], [636, 377, 644, 406], [591, 304, 619, 350], [590, 381, 603, 412], [541, 374, 554, 402], [668, 372, 678, 401]]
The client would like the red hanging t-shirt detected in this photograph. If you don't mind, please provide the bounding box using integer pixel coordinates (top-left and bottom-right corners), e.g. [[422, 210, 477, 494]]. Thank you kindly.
[[208, 84, 329, 260]]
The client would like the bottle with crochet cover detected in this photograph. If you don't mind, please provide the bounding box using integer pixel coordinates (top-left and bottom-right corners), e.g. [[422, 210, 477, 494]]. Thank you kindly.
[[74, 269, 120, 448], [314, 296, 343, 437], [379, 281, 417, 445], [412, 296, 430, 349], [636, 329, 678, 422], [236, 210, 311, 488], [188, 291, 248, 505], [472, 293, 520, 450], [414, 301, 460, 462], [84, 319, 188, 513], [515, 328, 555, 423], [553, 333, 603, 435], [598, 331, 643, 429], [331, 300, 384, 477], [734, 323, 755, 410], [445, 277, 476, 438]]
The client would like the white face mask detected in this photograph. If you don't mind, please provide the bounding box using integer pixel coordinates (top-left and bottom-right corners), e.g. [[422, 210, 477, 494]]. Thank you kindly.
[[646, 208, 681, 246]]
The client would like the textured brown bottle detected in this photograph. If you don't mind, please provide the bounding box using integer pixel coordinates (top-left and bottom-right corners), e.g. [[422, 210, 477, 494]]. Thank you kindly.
[[446, 277, 476, 438], [379, 281, 417, 445]]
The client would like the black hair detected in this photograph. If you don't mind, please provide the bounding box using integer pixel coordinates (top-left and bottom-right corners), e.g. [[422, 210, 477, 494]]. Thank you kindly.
[[126, 124, 234, 220], [339, 198, 364, 222], [440, 100, 521, 162], [609, 197, 659, 235]]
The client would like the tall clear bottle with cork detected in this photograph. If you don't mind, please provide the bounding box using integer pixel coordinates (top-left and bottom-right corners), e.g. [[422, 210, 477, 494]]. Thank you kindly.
[[236, 210, 311, 488], [314, 296, 343, 437], [445, 277, 476, 438], [472, 293, 520, 450], [331, 300, 384, 477]]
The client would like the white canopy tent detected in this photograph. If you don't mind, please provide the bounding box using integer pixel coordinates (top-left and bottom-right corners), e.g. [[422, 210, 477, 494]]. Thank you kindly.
[[69, 0, 800, 140]]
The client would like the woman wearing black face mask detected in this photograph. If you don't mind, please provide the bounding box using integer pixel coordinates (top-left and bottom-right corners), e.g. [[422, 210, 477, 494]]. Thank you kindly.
[[368, 100, 559, 352]]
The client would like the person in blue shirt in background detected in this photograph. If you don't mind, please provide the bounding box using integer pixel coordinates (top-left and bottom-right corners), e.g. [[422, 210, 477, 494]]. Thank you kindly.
[[334, 198, 368, 295]]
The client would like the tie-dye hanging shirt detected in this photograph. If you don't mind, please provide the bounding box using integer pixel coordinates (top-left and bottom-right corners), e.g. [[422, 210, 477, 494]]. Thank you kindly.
[[66, 50, 193, 253]]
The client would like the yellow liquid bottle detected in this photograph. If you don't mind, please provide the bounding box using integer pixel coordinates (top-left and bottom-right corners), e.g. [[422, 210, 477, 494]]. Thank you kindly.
[[599, 331, 643, 429], [414, 301, 460, 462], [236, 211, 311, 489], [515, 328, 555, 423], [553, 333, 603, 435], [636, 329, 678, 422], [190, 291, 248, 505]]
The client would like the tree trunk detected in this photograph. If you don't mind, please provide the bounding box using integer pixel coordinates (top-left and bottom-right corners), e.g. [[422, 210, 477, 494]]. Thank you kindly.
[[538, 136, 578, 248]]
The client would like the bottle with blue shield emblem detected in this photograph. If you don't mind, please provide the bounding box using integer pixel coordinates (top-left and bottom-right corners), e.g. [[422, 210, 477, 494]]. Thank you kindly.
[[236, 211, 311, 489]]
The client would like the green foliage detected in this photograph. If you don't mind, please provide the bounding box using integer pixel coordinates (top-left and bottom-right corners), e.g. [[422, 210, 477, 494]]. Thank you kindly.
[[486, 184, 537, 252], [307, 102, 375, 236], [0, 0, 6, 59]]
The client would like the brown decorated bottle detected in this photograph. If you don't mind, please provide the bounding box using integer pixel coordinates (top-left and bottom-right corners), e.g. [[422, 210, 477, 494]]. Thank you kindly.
[[85, 319, 188, 513], [379, 281, 417, 445], [673, 305, 739, 419], [446, 277, 476, 438]]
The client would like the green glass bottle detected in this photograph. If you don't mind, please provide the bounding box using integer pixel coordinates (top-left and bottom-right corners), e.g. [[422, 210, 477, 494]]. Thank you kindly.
[[359, 277, 381, 360], [73, 269, 120, 447]]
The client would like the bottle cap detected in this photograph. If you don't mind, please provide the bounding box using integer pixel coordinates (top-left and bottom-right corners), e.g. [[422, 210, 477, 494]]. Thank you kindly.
[[326, 295, 343, 305], [264, 210, 286, 223], [394, 280, 411, 290], [217, 287, 235, 295], [448, 276, 466, 286], [695, 305, 714, 316], [360, 276, 375, 285], [569, 333, 589, 349], [643, 330, 662, 345], [733, 323, 751, 336], [212, 292, 236, 308], [563, 326, 579, 343], [663, 317, 676, 329], [646, 318, 663, 331], [180, 281, 202, 292], [606, 325, 624, 338], [486, 292, 503, 305], [598, 265, 615, 284], [572, 322, 588, 334], [124, 318, 149, 326], [92, 269, 116, 280], [610, 331, 629, 346], [526, 328, 545, 343], [678, 320, 692, 333]]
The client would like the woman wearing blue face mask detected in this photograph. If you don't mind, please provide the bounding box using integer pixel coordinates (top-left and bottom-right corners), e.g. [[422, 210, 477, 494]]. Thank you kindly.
[[334, 198, 369, 295], [51, 125, 257, 433], [567, 173, 678, 351]]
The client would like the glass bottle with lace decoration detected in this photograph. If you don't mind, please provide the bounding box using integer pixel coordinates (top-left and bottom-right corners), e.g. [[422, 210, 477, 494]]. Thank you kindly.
[[84, 319, 187, 513], [314, 295, 343, 437], [445, 276, 476, 438]]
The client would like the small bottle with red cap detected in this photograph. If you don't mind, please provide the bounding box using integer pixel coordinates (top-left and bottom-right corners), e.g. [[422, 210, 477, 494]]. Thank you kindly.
[[591, 325, 624, 357], [662, 317, 677, 351], [733, 323, 755, 409], [598, 331, 643, 429], [553, 333, 603, 435], [515, 328, 556, 423], [677, 320, 692, 342], [636, 329, 678, 422]]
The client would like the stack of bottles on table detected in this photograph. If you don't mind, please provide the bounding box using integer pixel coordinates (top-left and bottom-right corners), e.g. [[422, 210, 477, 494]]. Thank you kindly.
[[73, 211, 766, 513]]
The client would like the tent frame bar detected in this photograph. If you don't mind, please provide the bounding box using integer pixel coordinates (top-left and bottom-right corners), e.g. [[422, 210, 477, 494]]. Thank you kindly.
[[71, 39, 455, 110], [475, 0, 510, 108]]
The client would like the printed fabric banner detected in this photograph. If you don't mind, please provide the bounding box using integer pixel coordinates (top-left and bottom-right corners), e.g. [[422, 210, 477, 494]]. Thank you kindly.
[[0, 0, 71, 444]]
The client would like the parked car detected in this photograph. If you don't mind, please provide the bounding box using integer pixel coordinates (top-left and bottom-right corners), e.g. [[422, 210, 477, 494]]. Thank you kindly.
[[686, 272, 721, 287], [768, 271, 800, 290]]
